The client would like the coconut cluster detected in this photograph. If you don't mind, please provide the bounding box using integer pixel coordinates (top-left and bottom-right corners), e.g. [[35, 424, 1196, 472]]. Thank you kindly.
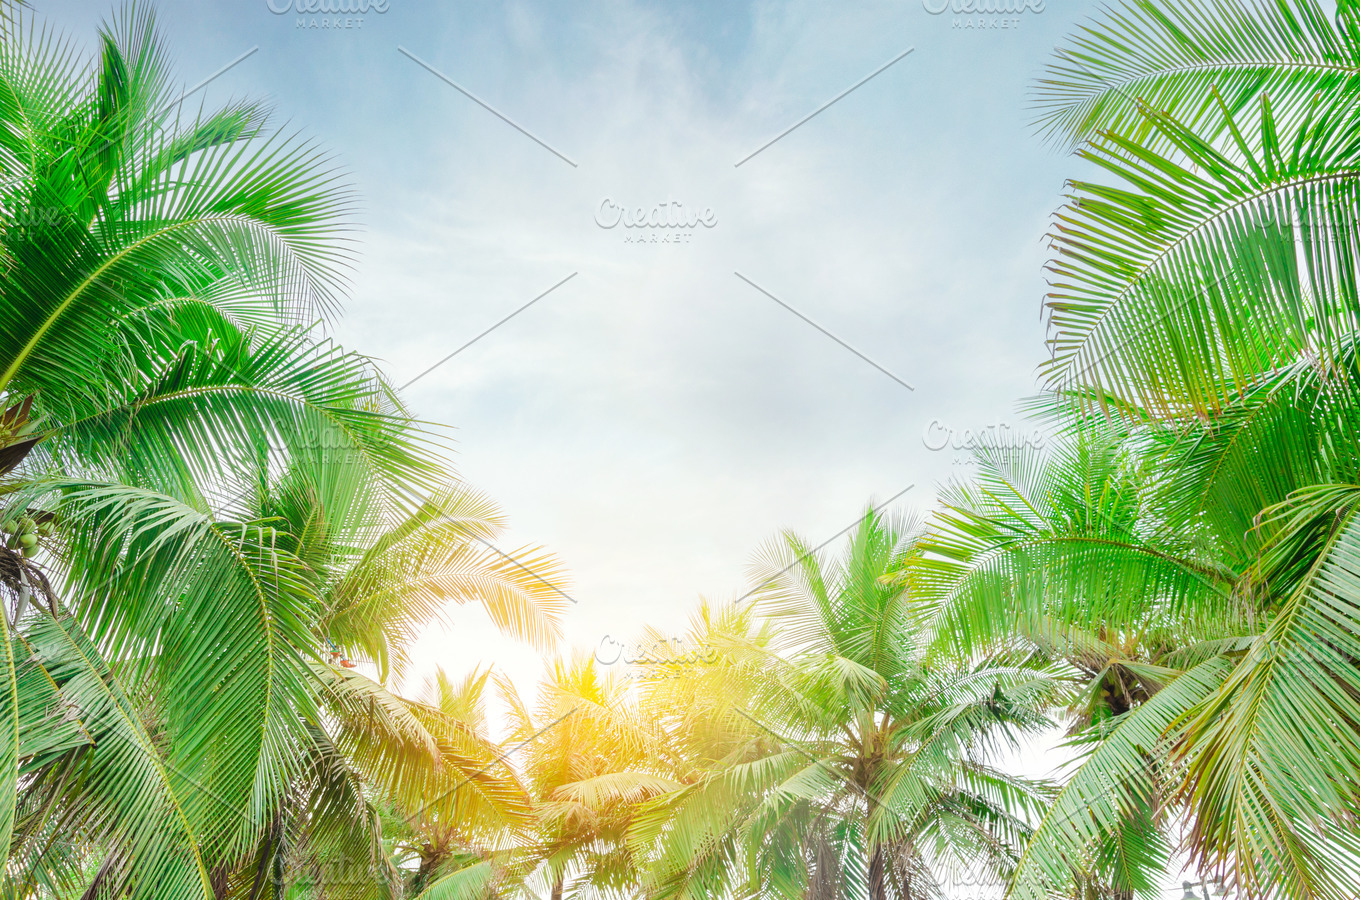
[[3, 515, 51, 557]]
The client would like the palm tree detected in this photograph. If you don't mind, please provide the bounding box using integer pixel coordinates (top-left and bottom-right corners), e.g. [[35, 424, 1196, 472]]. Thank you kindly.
[[387, 667, 535, 900], [642, 511, 1056, 900], [0, 2, 388, 889], [501, 654, 676, 900], [917, 1, 1360, 894], [229, 466, 566, 898], [920, 422, 1243, 899], [0, 6, 569, 898], [393, 654, 675, 900], [6, 461, 568, 899], [630, 599, 785, 899]]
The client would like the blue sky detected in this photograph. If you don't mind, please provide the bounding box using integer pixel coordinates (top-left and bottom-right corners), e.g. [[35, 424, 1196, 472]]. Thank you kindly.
[[40, 0, 1094, 741]]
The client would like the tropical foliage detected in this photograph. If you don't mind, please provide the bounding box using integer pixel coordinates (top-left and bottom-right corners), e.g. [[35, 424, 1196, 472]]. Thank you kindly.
[[920, 0, 1360, 896], [635, 515, 1058, 900], [0, 5, 567, 898], [9, 0, 1360, 898]]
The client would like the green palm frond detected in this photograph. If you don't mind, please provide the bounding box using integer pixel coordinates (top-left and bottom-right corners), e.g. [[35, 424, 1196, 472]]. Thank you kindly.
[[921, 428, 1235, 664], [33, 319, 443, 510], [1042, 86, 1360, 417], [322, 484, 566, 680], [45, 480, 321, 863], [0, 591, 18, 869], [18, 610, 217, 900], [1149, 357, 1360, 558], [1007, 657, 1230, 900], [1034, 0, 1360, 151], [0, 5, 355, 401], [1176, 484, 1360, 899]]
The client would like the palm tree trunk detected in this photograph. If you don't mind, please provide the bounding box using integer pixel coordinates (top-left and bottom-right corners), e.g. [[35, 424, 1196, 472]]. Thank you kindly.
[[551, 874, 565, 900], [869, 845, 887, 900]]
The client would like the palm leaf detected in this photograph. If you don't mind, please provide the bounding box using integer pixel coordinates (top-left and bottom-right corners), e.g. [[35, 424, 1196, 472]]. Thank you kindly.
[[1177, 484, 1360, 899], [1034, 0, 1360, 151]]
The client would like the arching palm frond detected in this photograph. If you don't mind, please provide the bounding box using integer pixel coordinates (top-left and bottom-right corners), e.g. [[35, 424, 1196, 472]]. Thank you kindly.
[[1177, 484, 1360, 900], [1035, 0, 1360, 151], [324, 485, 568, 680], [17, 610, 219, 900], [1043, 91, 1360, 418], [0, 5, 354, 403], [921, 427, 1237, 665], [1006, 658, 1231, 900]]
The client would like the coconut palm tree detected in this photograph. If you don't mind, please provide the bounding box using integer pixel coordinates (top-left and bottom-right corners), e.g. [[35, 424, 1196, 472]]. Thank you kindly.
[[385, 667, 535, 900], [499, 654, 677, 900], [0, 0, 393, 882], [917, 1, 1360, 894], [919, 421, 1242, 899], [392, 653, 675, 900], [5, 458, 568, 899], [629, 599, 784, 899], [232, 465, 565, 898], [640, 511, 1056, 900], [0, 6, 569, 898]]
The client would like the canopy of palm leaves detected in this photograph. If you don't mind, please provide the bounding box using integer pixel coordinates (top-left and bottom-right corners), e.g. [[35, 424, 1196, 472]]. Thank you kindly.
[[635, 513, 1057, 900], [13, 0, 1360, 899], [0, 6, 568, 898], [916, 1, 1360, 897]]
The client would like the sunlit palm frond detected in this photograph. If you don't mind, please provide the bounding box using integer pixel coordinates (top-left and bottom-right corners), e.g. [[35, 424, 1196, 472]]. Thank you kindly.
[[1034, 0, 1360, 151], [1043, 91, 1360, 418]]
